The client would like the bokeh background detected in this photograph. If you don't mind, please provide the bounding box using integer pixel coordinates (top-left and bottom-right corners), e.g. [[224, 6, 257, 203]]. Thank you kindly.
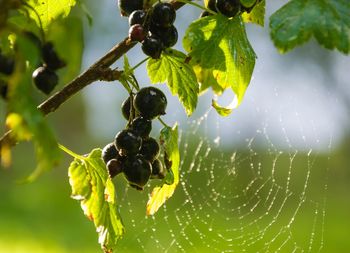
[[1, 1, 349, 252]]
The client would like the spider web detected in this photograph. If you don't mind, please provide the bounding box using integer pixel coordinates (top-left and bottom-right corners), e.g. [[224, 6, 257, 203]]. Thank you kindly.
[[107, 106, 330, 253], [79, 2, 342, 252]]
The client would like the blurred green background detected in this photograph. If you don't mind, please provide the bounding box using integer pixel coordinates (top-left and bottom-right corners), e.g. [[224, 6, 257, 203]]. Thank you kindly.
[[1, 1, 350, 252]]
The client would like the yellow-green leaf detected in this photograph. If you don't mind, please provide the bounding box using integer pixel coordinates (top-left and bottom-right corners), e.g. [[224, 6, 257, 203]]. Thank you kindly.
[[27, 0, 77, 29], [67, 148, 125, 252], [147, 124, 179, 216], [183, 15, 256, 108], [211, 99, 235, 116], [147, 49, 199, 116], [242, 0, 265, 26]]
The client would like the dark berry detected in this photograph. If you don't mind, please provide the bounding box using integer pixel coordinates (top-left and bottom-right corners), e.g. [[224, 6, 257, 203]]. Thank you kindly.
[[134, 86, 167, 119], [129, 24, 146, 42], [0, 79, 8, 99], [102, 142, 119, 164], [140, 137, 160, 163], [42, 42, 66, 70], [150, 25, 178, 48], [121, 96, 131, 120], [0, 54, 15, 75], [216, 0, 241, 17], [207, 0, 216, 11], [107, 158, 123, 178], [151, 159, 165, 179], [141, 36, 163, 59], [131, 116, 152, 138], [32, 66, 58, 94], [151, 2, 176, 27], [115, 129, 142, 156], [123, 154, 152, 189], [118, 0, 143, 16], [129, 10, 146, 26]]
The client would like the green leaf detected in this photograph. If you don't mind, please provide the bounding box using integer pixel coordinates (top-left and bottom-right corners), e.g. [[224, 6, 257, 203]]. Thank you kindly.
[[183, 15, 256, 107], [212, 99, 234, 116], [46, 17, 84, 84], [270, 0, 350, 54], [147, 49, 199, 116], [67, 148, 125, 252], [5, 34, 60, 180], [242, 0, 265, 26], [27, 0, 77, 29], [118, 55, 138, 92], [147, 124, 180, 216], [193, 65, 224, 95]]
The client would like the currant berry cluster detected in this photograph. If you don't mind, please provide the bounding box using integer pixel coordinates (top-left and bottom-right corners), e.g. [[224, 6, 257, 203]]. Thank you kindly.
[[32, 41, 66, 94], [120, 1, 178, 59], [204, 0, 259, 18], [102, 86, 168, 190]]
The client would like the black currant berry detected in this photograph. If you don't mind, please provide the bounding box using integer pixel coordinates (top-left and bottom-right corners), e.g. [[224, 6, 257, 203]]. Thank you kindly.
[[129, 10, 146, 26], [123, 154, 152, 189], [150, 25, 178, 48], [134, 86, 167, 119], [102, 142, 119, 164], [216, 0, 241, 17], [118, 0, 143, 16], [140, 137, 160, 163], [0, 79, 8, 100], [207, 0, 216, 11], [0, 54, 15, 75], [107, 158, 123, 178], [32, 66, 59, 94], [151, 159, 165, 179], [129, 24, 146, 42], [121, 96, 131, 120], [141, 36, 163, 59], [115, 129, 142, 156], [151, 2, 176, 27], [130, 116, 152, 138], [42, 42, 66, 70]]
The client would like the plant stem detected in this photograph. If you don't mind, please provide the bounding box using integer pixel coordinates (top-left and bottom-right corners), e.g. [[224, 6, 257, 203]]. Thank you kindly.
[[176, 0, 216, 15], [130, 57, 149, 73], [23, 3, 46, 42], [158, 117, 170, 128], [58, 143, 86, 160]]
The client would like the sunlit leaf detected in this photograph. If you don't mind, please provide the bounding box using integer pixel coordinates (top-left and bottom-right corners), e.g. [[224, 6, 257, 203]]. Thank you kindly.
[[183, 15, 256, 108], [242, 0, 265, 26], [66, 148, 125, 252], [27, 0, 77, 29], [147, 124, 180, 216], [212, 99, 235, 116], [147, 49, 199, 116]]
